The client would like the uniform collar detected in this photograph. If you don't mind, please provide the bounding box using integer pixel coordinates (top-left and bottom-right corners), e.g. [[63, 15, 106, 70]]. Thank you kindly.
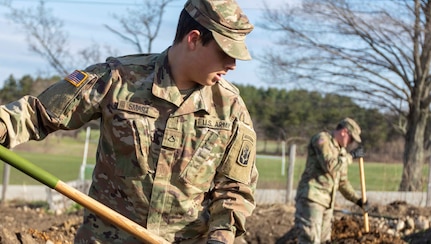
[[330, 131, 342, 149], [152, 49, 212, 115]]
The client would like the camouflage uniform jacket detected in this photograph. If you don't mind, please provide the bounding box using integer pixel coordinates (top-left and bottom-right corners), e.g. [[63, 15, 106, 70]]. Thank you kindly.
[[295, 131, 359, 209], [0, 49, 258, 243]]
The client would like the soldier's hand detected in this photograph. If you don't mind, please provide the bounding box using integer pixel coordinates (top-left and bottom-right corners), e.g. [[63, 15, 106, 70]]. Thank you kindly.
[[350, 146, 365, 159], [356, 198, 370, 212], [0, 121, 6, 144]]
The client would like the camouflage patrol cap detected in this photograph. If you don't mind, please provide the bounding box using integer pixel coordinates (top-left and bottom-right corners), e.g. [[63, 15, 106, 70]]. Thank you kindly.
[[338, 117, 362, 143], [184, 0, 254, 60]]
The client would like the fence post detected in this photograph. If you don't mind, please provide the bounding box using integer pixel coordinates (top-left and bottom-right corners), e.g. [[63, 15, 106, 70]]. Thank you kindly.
[[1, 163, 10, 204], [281, 140, 286, 176], [286, 144, 296, 205], [79, 126, 91, 183]]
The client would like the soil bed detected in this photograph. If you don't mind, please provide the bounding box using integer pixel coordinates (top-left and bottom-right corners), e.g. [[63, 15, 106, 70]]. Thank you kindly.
[[1, 200, 431, 243]]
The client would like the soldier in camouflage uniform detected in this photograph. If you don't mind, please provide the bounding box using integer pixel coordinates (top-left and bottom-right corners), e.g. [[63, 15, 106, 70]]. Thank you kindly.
[[0, 0, 258, 243], [294, 118, 368, 244]]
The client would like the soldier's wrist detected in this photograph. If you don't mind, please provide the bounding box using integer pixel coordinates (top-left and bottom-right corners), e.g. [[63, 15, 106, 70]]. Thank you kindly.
[[0, 121, 7, 144]]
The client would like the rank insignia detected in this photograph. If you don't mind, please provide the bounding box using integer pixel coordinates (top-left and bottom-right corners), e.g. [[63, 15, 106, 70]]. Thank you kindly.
[[65, 70, 88, 87]]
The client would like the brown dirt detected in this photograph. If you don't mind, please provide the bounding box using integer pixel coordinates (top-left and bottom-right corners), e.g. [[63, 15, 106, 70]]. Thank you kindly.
[[243, 201, 431, 244], [1, 200, 431, 243], [0, 200, 82, 244]]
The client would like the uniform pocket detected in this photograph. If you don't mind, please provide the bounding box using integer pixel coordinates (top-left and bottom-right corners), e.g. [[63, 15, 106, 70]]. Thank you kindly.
[[179, 129, 220, 191], [114, 118, 155, 177]]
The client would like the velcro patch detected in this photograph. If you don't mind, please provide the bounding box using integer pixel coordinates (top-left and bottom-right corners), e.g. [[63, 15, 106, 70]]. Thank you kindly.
[[117, 100, 159, 118], [237, 134, 254, 166], [220, 121, 256, 184], [65, 70, 88, 87], [162, 128, 182, 149], [196, 118, 232, 130]]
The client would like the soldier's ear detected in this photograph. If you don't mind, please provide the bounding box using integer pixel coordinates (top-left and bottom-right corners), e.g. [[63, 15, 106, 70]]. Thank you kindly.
[[186, 30, 201, 50]]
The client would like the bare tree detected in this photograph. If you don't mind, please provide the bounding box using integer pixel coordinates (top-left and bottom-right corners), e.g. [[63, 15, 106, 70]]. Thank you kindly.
[[7, 1, 71, 75], [4, 1, 118, 76], [105, 0, 177, 53], [4, 0, 176, 76], [260, 0, 431, 191], [78, 40, 119, 67]]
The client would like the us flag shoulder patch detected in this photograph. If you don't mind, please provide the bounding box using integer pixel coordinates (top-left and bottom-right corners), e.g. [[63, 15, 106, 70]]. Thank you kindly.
[[65, 70, 88, 87]]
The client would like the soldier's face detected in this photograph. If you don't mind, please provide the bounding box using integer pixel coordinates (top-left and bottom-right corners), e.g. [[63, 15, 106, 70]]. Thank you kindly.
[[193, 39, 236, 86], [339, 128, 351, 148]]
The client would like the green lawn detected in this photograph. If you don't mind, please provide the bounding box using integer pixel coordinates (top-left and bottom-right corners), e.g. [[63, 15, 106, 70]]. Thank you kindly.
[[256, 155, 429, 191], [0, 151, 96, 185], [0, 132, 97, 185], [0, 135, 427, 191], [0, 151, 423, 191]]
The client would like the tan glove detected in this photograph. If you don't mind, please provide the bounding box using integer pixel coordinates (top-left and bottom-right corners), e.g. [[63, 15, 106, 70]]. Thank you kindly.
[[0, 121, 6, 144]]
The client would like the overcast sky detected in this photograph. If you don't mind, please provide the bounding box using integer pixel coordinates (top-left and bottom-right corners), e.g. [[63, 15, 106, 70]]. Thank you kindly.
[[0, 0, 291, 88]]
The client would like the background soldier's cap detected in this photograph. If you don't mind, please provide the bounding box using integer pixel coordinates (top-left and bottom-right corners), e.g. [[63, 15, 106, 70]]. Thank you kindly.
[[338, 117, 362, 143], [184, 0, 254, 60]]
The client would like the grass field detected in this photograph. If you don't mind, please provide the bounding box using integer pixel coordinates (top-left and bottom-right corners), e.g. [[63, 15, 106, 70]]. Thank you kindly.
[[0, 133, 428, 191], [255, 155, 428, 191]]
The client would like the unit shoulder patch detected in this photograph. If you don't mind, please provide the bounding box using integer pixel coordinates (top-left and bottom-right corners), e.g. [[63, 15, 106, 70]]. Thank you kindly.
[[220, 121, 256, 184], [237, 133, 254, 166]]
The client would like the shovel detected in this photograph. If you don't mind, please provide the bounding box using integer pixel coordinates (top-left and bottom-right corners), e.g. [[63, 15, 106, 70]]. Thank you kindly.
[[0, 145, 169, 244], [358, 156, 370, 232]]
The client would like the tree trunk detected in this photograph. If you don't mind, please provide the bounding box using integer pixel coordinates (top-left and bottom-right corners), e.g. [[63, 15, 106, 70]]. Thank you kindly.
[[399, 110, 428, 191]]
